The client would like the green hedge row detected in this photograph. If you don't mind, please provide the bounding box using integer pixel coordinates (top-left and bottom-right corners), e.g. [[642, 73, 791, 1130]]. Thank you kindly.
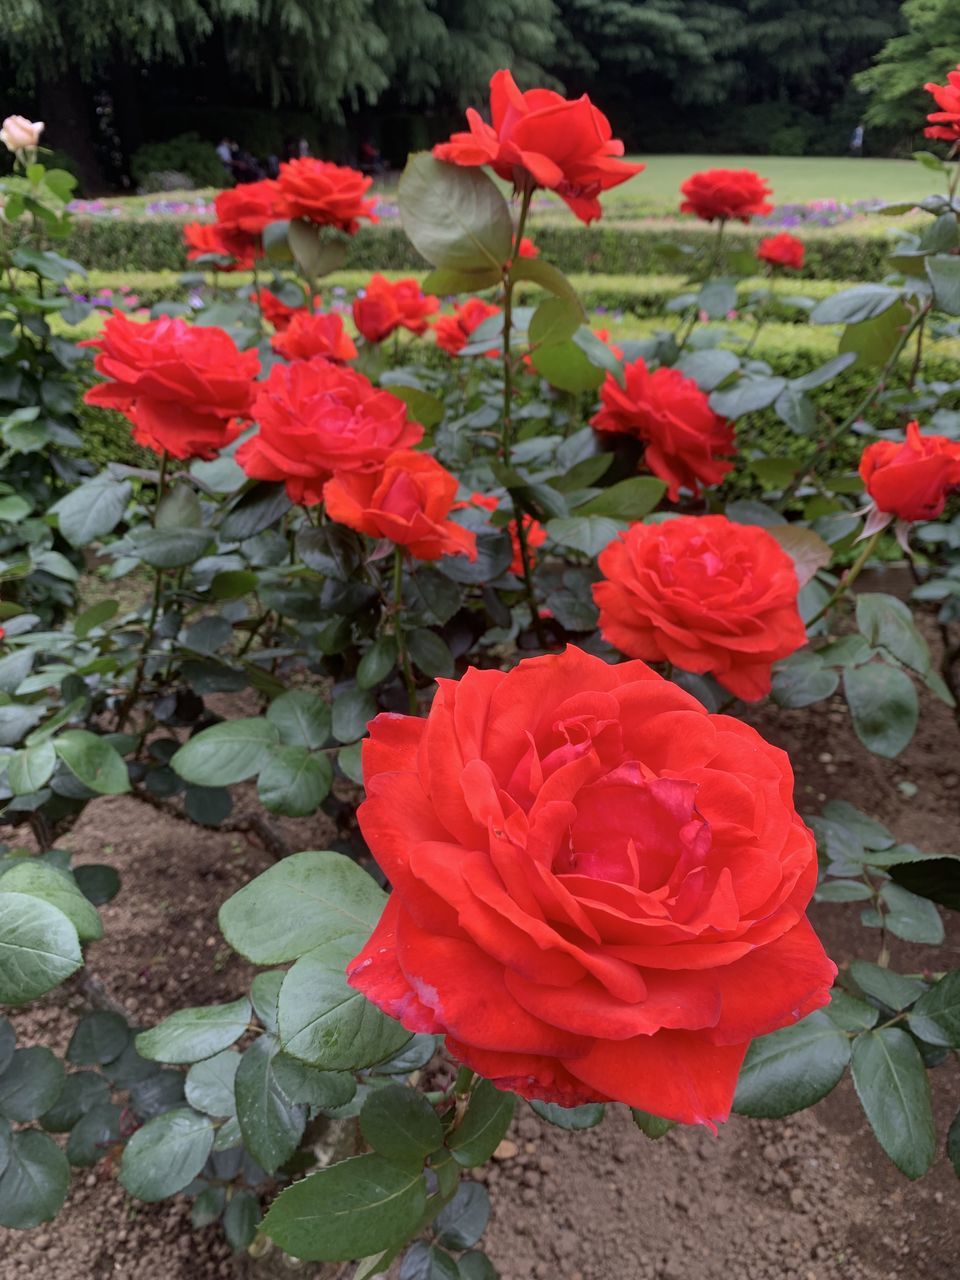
[[65, 216, 897, 281]]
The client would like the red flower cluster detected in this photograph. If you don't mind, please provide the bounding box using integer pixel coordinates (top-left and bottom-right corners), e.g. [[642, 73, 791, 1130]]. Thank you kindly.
[[594, 516, 806, 701], [353, 275, 440, 343], [237, 359, 422, 506], [757, 232, 804, 272], [324, 451, 477, 561], [82, 312, 258, 460], [434, 69, 644, 224], [925, 65, 960, 143], [859, 421, 960, 523], [270, 310, 358, 363], [347, 645, 835, 1124], [590, 359, 735, 500], [434, 299, 502, 357], [277, 159, 378, 233], [680, 169, 774, 223]]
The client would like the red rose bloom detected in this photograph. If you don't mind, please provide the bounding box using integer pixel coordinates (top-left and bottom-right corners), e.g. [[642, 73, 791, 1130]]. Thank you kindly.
[[353, 275, 440, 343], [347, 645, 835, 1124], [434, 299, 502, 357], [237, 359, 422, 505], [925, 66, 960, 143], [252, 288, 313, 332], [594, 516, 806, 701], [183, 221, 253, 270], [82, 312, 258, 460], [859, 420, 960, 523], [518, 237, 539, 259], [591, 359, 735, 500], [271, 310, 358, 363], [510, 514, 547, 577], [680, 169, 774, 223], [433, 69, 644, 224], [324, 451, 477, 561], [212, 180, 282, 260], [277, 158, 378, 233], [757, 232, 804, 271]]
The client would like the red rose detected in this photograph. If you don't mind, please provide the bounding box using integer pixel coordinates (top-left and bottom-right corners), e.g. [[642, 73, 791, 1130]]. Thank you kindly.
[[277, 158, 378, 233], [679, 169, 774, 223], [270, 310, 358, 363], [859, 420, 960, 523], [433, 69, 644, 224], [183, 221, 253, 270], [510, 513, 547, 577], [757, 232, 804, 271], [347, 645, 835, 1124], [594, 515, 806, 701], [353, 275, 440, 343], [925, 66, 960, 143], [212, 180, 282, 260], [590, 359, 735, 500], [324, 451, 477, 561], [434, 299, 502, 357], [82, 312, 258, 460], [252, 287, 313, 332], [237, 359, 423, 505], [517, 237, 539, 259]]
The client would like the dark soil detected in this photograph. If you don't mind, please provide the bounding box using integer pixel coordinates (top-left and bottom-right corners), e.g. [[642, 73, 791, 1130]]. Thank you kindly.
[[2, 674, 959, 1280]]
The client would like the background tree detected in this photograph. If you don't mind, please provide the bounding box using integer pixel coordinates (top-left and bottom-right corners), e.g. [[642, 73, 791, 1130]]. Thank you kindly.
[[855, 0, 960, 136]]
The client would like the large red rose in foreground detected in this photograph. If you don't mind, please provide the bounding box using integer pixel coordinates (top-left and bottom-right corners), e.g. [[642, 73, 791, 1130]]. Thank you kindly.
[[347, 646, 835, 1125], [680, 169, 773, 222], [859, 420, 960, 522], [433, 69, 644, 224], [925, 65, 960, 143], [270, 310, 358, 363], [237, 359, 422, 505], [82, 313, 258, 460], [591, 359, 735, 499], [277, 158, 378, 233], [594, 516, 806, 701]]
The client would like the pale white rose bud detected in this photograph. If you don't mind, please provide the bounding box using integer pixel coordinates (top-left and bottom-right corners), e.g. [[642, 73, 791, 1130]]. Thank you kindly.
[[0, 116, 44, 154]]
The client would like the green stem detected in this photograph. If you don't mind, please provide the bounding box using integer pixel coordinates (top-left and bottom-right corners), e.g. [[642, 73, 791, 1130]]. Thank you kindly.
[[677, 218, 726, 350], [806, 528, 882, 629], [453, 1066, 475, 1094], [393, 548, 417, 715]]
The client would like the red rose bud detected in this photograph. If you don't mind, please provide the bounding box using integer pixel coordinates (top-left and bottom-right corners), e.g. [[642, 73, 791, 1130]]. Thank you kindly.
[[680, 169, 774, 222], [324, 450, 477, 562], [594, 515, 806, 701], [277, 158, 378, 233], [859, 420, 960, 523], [434, 298, 502, 357], [925, 65, 960, 143], [353, 275, 440, 343], [211, 180, 283, 260], [346, 645, 835, 1125], [270, 310, 357, 363], [237, 359, 422, 506], [590, 358, 735, 500], [433, 69, 644, 224], [756, 232, 804, 272], [81, 312, 258, 460]]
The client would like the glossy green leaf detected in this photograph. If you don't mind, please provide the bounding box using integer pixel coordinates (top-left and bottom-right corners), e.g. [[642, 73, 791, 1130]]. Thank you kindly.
[[576, 476, 666, 520], [136, 997, 252, 1064], [733, 1011, 850, 1118], [0, 1130, 70, 1228], [849, 960, 926, 1010], [851, 1028, 936, 1180], [234, 1037, 306, 1174], [119, 1107, 215, 1201], [907, 971, 960, 1046], [529, 1100, 604, 1130], [185, 1050, 240, 1117], [879, 883, 944, 945], [448, 1080, 515, 1167], [359, 1084, 443, 1171], [399, 153, 512, 273], [54, 730, 129, 795], [0, 891, 82, 1003], [257, 745, 332, 817], [66, 1011, 129, 1065], [0, 862, 101, 942], [0, 1048, 65, 1121], [171, 718, 279, 786], [435, 1181, 490, 1249], [266, 690, 332, 749], [224, 1187, 260, 1250], [843, 663, 918, 758]]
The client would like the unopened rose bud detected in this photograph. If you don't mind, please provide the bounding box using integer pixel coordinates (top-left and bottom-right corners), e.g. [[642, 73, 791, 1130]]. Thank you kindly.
[[1, 115, 44, 154]]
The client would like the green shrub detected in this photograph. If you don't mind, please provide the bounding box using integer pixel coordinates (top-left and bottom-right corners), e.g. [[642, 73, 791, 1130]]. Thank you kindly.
[[130, 133, 227, 192]]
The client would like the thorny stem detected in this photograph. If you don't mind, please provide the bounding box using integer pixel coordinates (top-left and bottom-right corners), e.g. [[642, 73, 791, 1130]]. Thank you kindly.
[[806, 529, 882, 630]]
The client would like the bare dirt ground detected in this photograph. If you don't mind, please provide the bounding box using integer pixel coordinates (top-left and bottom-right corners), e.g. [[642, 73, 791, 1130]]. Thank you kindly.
[[1, 676, 959, 1280]]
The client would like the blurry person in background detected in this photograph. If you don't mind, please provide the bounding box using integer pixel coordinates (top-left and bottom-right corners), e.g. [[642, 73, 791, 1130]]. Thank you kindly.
[[850, 122, 865, 156]]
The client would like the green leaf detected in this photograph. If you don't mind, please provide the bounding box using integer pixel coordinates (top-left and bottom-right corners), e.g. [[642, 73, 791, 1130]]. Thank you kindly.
[[810, 284, 902, 325], [264, 690, 332, 750], [457, 1251, 498, 1280], [576, 476, 666, 520], [219, 849, 387, 965], [234, 1036, 306, 1174], [448, 1080, 515, 1167], [51, 474, 131, 547], [851, 1028, 936, 1180], [698, 278, 737, 319], [54, 730, 129, 795], [277, 936, 412, 1070], [407, 629, 455, 679], [849, 961, 926, 1011], [529, 1100, 605, 1130], [529, 296, 583, 347], [220, 483, 291, 542], [399, 153, 513, 273], [630, 1109, 675, 1139], [185, 1050, 240, 1117], [258, 745, 332, 818], [855, 594, 938, 684], [75, 599, 119, 638], [66, 1012, 129, 1065], [0, 861, 101, 942], [119, 1107, 215, 1201], [171, 718, 279, 786], [948, 1108, 960, 1179], [0, 1130, 70, 1228], [357, 637, 398, 690], [675, 348, 740, 391], [843, 663, 918, 758], [907, 971, 960, 1047], [224, 1188, 260, 1250], [0, 648, 34, 696], [262, 1152, 427, 1261], [130, 526, 212, 568], [401, 1243, 460, 1279], [40, 1071, 110, 1132], [773, 387, 816, 435], [272, 1055, 357, 1110], [136, 997, 252, 1064], [710, 375, 786, 418], [66, 1101, 122, 1166], [0, 1048, 65, 1121], [509, 257, 582, 308], [359, 1085, 443, 1171], [824, 989, 879, 1033], [815, 878, 873, 903], [879, 883, 944, 945], [435, 1181, 490, 1249], [770, 651, 838, 709], [191, 1184, 226, 1228], [422, 267, 502, 293], [332, 686, 378, 743], [251, 970, 283, 1035], [888, 856, 960, 912], [0, 1019, 12, 1074], [839, 300, 912, 368], [0, 891, 82, 1002], [288, 221, 348, 280], [926, 254, 960, 315], [156, 483, 202, 530], [733, 1010, 851, 1118], [546, 515, 623, 558], [530, 339, 604, 393]]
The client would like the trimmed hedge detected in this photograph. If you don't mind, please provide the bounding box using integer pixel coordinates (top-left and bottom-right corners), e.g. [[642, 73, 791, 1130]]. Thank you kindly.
[[64, 215, 899, 281]]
